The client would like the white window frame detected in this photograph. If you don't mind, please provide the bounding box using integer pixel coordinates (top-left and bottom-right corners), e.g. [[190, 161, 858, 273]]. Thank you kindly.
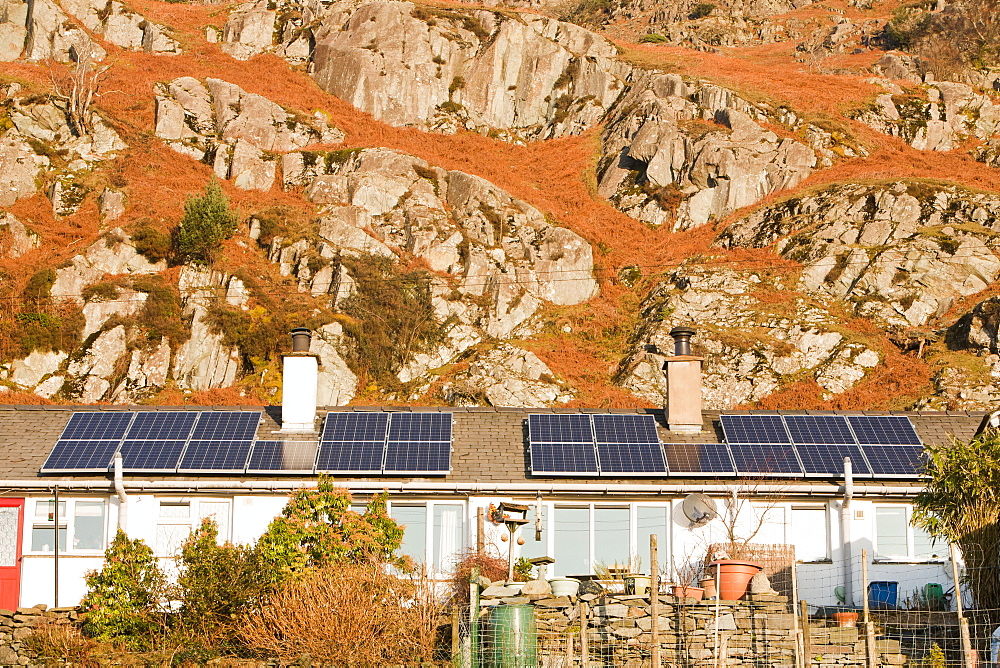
[[387, 500, 467, 576], [153, 497, 233, 557], [25, 497, 109, 555], [518, 502, 674, 578], [873, 504, 944, 562]]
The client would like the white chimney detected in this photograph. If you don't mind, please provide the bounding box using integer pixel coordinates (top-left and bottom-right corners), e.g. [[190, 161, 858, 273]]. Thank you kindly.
[[662, 326, 703, 434], [281, 327, 318, 432]]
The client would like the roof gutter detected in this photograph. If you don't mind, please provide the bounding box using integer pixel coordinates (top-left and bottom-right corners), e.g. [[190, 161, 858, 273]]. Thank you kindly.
[[0, 479, 926, 497]]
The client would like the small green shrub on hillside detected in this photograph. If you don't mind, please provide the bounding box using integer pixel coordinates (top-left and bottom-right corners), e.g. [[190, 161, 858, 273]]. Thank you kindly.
[[175, 180, 239, 265], [79, 531, 166, 649], [689, 2, 715, 18], [131, 225, 173, 263], [339, 255, 447, 390], [639, 33, 670, 43]]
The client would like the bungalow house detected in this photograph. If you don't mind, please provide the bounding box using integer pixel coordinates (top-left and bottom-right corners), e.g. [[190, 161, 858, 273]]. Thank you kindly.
[[0, 329, 987, 611]]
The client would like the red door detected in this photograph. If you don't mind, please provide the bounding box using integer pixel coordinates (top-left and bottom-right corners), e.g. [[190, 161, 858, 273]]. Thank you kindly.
[[0, 499, 23, 610]]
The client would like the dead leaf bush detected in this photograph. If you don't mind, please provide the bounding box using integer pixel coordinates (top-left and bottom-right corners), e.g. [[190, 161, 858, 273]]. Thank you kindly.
[[238, 564, 448, 665]]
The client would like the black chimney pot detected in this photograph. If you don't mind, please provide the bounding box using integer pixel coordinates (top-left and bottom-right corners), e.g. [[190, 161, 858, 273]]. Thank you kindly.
[[670, 326, 695, 356], [290, 327, 312, 353]]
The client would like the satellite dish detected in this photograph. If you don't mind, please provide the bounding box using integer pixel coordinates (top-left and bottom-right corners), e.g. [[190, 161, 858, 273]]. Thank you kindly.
[[682, 493, 718, 527]]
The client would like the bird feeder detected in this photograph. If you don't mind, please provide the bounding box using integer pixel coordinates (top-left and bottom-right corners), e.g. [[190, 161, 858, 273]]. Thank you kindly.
[[498, 501, 529, 581]]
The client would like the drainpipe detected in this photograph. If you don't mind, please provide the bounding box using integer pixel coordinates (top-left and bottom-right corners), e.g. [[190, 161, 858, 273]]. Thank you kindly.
[[113, 452, 127, 535], [841, 457, 854, 607]]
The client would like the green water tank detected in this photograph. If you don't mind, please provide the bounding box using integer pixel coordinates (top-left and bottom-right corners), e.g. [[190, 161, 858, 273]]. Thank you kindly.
[[924, 583, 946, 610], [486, 604, 537, 668]]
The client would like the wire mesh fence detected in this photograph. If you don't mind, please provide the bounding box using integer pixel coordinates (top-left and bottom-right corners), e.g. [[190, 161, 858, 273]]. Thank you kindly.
[[444, 542, 1000, 668]]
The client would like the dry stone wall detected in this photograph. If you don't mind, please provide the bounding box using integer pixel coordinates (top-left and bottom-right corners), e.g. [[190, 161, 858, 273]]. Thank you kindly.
[[0, 605, 78, 665]]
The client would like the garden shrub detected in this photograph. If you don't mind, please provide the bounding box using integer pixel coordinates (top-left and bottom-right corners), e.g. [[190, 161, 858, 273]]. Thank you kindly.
[[254, 479, 406, 580], [79, 531, 166, 649], [174, 179, 239, 265]]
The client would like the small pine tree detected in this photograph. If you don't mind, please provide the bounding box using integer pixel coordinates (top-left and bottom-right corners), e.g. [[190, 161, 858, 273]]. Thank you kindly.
[[175, 179, 239, 264], [79, 530, 166, 649]]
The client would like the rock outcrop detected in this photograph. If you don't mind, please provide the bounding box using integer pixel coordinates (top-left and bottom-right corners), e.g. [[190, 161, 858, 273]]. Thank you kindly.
[[224, 0, 629, 140], [719, 181, 1000, 328], [853, 79, 1000, 152], [616, 268, 881, 407], [0, 212, 39, 257], [597, 72, 860, 230], [51, 231, 165, 303], [441, 343, 572, 406], [154, 77, 345, 191]]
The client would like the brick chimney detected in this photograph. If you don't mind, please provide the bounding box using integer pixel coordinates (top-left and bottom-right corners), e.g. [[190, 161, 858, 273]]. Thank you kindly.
[[662, 326, 703, 434], [281, 327, 319, 432]]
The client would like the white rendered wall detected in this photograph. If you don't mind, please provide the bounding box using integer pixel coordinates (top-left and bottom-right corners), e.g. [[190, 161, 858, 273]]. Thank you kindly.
[[281, 355, 318, 431]]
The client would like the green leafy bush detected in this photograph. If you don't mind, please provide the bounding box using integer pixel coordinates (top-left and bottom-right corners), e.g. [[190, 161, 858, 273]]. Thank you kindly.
[[79, 531, 166, 649], [175, 519, 268, 648], [639, 33, 670, 43], [255, 478, 406, 580], [689, 2, 715, 18], [175, 180, 239, 265], [131, 225, 173, 263]]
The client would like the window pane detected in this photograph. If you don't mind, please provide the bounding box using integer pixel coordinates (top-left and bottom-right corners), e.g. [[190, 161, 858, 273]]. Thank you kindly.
[[433, 505, 464, 573], [876, 507, 908, 557], [159, 502, 190, 518], [34, 501, 67, 521], [520, 505, 548, 562], [913, 522, 940, 559], [31, 527, 67, 552], [791, 507, 828, 562], [637, 507, 669, 575], [74, 501, 105, 550], [393, 505, 427, 568], [752, 505, 786, 545], [156, 524, 191, 556], [554, 507, 589, 577], [594, 507, 630, 571], [199, 501, 231, 542]]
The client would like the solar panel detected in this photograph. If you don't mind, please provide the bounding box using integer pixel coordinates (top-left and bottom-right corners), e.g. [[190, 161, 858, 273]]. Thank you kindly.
[[315, 440, 385, 473], [119, 440, 187, 471], [662, 443, 734, 474], [321, 412, 389, 442], [861, 445, 926, 477], [388, 413, 452, 442], [527, 414, 592, 443], [592, 414, 660, 444], [59, 412, 134, 440], [125, 412, 198, 440], [729, 443, 803, 476], [384, 440, 451, 474], [247, 440, 319, 473], [783, 415, 856, 444], [530, 442, 599, 475], [720, 415, 790, 444], [40, 440, 121, 472], [848, 416, 922, 445], [191, 411, 261, 441], [795, 444, 871, 476], [178, 439, 254, 472], [596, 441, 667, 475]]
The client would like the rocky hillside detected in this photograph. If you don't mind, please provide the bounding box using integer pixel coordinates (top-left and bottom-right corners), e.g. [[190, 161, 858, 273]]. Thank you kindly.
[[1, 0, 1000, 410]]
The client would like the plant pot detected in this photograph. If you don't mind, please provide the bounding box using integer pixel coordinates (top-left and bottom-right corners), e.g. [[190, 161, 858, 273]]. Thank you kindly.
[[548, 578, 580, 598], [624, 574, 651, 596], [671, 585, 705, 600], [831, 611, 859, 628], [700, 577, 717, 600], [709, 560, 763, 601]]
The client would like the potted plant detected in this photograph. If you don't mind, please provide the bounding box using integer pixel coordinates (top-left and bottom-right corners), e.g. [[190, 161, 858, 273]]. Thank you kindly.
[[831, 610, 859, 627], [707, 557, 763, 600], [671, 554, 705, 600]]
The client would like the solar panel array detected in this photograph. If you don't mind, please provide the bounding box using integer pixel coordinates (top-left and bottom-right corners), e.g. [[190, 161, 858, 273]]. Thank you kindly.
[[528, 413, 926, 478], [41, 411, 454, 476]]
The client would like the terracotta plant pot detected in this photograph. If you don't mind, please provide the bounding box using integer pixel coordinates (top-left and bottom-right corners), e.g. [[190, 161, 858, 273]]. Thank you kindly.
[[709, 560, 763, 601], [831, 611, 859, 628], [671, 585, 705, 600], [700, 577, 717, 600]]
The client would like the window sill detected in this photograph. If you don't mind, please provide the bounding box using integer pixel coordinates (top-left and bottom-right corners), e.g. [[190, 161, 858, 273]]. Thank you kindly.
[[872, 558, 946, 564]]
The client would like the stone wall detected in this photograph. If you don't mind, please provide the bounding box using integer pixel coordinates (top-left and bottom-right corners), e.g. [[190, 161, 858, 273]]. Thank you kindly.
[[477, 582, 905, 667], [0, 604, 79, 665]]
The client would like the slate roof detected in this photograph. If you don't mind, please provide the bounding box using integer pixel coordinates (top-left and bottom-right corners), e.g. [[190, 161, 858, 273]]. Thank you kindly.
[[0, 404, 987, 495]]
